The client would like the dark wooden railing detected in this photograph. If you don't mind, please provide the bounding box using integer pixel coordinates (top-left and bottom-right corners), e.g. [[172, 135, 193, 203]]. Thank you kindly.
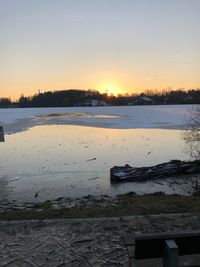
[[125, 231, 200, 266]]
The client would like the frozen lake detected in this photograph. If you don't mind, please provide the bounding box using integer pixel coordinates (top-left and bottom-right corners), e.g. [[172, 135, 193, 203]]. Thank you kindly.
[[0, 105, 193, 134], [0, 105, 195, 201]]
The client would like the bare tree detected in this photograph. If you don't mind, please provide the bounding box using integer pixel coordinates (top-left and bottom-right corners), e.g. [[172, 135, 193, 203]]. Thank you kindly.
[[184, 105, 200, 159]]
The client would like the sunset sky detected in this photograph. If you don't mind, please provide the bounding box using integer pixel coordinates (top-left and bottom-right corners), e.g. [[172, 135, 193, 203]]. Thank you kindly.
[[0, 0, 200, 100]]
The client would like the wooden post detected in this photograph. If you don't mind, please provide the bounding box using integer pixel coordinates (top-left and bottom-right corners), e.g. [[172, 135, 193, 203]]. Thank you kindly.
[[163, 239, 179, 267], [0, 126, 4, 142], [124, 236, 136, 267]]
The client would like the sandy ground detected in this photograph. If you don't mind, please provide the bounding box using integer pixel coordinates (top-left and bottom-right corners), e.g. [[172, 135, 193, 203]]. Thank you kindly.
[[1, 214, 200, 266]]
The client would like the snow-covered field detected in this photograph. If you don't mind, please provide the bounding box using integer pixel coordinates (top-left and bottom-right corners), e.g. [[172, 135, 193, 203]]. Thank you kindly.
[[0, 105, 196, 202]]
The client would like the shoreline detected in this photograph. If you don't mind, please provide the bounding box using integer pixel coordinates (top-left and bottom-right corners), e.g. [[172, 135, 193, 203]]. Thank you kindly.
[[1, 192, 200, 221]]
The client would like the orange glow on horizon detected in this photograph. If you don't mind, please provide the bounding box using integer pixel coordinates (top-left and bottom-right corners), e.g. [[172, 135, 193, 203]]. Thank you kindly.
[[1, 82, 200, 101], [97, 82, 124, 96]]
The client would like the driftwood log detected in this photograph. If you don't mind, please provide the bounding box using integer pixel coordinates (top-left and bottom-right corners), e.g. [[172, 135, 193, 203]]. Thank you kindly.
[[110, 160, 200, 182]]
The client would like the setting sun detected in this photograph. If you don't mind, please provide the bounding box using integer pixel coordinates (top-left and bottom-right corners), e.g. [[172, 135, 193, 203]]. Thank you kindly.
[[106, 87, 118, 96], [98, 83, 123, 96]]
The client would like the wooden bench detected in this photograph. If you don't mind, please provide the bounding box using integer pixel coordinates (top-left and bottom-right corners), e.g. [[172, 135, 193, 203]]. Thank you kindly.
[[125, 231, 200, 267], [0, 126, 4, 142]]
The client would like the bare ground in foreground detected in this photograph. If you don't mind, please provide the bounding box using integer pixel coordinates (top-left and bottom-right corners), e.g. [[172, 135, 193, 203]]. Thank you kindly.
[[1, 214, 200, 266]]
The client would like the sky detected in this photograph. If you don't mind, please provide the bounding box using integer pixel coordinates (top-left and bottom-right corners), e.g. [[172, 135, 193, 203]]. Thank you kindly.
[[0, 0, 200, 100]]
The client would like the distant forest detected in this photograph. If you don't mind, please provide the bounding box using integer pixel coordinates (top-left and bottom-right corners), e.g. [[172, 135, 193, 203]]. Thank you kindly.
[[1, 88, 200, 108]]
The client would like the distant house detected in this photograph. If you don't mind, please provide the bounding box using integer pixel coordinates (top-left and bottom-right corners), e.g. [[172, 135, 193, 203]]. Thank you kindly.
[[133, 96, 153, 105], [77, 99, 108, 107]]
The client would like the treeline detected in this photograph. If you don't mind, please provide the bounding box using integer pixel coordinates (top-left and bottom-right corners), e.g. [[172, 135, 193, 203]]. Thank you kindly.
[[18, 90, 108, 107], [1, 88, 200, 108], [0, 98, 12, 108]]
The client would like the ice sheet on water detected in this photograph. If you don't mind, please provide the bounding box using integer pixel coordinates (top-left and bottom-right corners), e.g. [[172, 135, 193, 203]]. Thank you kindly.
[[0, 105, 192, 133]]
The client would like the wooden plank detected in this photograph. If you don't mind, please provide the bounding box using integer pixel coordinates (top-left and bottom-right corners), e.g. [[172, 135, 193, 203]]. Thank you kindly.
[[163, 240, 179, 267], [134, 231, 200, 259], [0, 126, 4, 142]]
